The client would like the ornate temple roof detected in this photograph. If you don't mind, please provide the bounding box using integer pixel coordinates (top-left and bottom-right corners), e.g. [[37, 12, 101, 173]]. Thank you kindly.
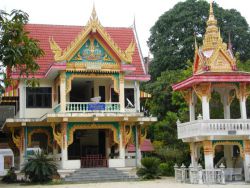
[[172, 1, 250, 91], [10, 8, 148, 81]]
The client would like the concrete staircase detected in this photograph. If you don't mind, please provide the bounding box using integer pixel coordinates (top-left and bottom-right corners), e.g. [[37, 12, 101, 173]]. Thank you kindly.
[[64, 168, 138, 182]]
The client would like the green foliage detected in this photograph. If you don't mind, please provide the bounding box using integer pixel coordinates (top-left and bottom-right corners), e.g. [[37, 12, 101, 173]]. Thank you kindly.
[[22, 151, 58, 183], [158, 162, 174, 176], [1, 167, 17, 183], [148, 0, 250, 80], [136, 157, 161, 179], [0, 9, 44, 89]]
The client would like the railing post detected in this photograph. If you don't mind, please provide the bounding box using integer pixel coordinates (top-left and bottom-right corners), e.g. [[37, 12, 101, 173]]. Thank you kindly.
[[181, 163, 186, 183], [219, 163, 225, 184], [174, 164, 179, 182], [198, 163, 203, 184], [189, 164, 193, 184]]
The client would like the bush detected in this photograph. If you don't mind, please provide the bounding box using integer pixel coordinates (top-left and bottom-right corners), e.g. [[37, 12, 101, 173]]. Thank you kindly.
[[158, 162, 174, 176], [136, 157, 161, 179], [22, 151, 58, 183], [2, 167, 17, 183]]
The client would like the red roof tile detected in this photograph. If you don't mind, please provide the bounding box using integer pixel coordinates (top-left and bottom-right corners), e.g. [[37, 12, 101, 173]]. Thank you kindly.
[[22, 24, 146, 78], [127, 139, 154, 152]]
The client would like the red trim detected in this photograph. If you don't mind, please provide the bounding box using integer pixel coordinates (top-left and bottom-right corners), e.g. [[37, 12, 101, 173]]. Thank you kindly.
[[172, 72, 250, 91], [125, 75, 150, 81]]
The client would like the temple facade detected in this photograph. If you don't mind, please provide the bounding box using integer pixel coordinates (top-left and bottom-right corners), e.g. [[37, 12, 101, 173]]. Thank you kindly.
[[172, 2, 250, 183], [0, 7, 156, 172]]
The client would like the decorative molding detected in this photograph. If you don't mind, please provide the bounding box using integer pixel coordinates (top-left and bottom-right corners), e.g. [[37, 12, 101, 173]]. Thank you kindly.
[[67, 124, 119, 146], [180, 89, 193, 104], [244, 140, 250, 155], [66, 73, 119, 94], [140, 126, 147, 146], [28, 128, 53, 149], [61, 122, 67, 149], [124, 125, 132, 146], [51, 123, 62, 149], [193, 83, 211, 101], [212, 140, 244, 158], [10, 128, 23, 152], [238, 83, 250, 100], [203, 140, 213, 155]]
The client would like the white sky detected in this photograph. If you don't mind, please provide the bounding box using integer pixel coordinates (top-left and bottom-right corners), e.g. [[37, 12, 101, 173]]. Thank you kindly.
[[1, 0, 250, 57]]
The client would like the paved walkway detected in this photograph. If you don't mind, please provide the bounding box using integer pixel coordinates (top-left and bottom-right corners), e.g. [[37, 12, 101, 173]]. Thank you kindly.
[[0, 178, 249, 188]]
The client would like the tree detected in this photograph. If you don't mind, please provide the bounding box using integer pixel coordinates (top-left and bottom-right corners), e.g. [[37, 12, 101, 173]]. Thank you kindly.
[[148, 0, 250, 80], [0, 10, 44, 91]]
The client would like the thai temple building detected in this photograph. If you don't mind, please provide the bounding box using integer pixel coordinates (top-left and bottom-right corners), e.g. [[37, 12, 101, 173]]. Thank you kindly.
[[0, 7, 156, 173], [173, 2, 250, 183]]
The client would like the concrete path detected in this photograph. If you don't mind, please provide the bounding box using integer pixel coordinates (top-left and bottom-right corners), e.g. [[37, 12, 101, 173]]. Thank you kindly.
[[0, 177, 249, 188]]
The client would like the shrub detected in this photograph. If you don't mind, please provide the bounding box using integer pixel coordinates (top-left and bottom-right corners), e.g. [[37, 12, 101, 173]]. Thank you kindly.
[[136, 157, 161, 179], [158, 162, 174, 176], [22, 150, 58, 183], [2, 167, 17, 183]]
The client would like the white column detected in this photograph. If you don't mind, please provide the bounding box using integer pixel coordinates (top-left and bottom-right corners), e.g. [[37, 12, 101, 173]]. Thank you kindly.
[[244, 153, 250, 182], [119, 75, 125, 112], [136, 126, 142, 166], [202, 95, 210, 120], [189, 93, 196, 121], [119, 133, 125, 160], [204, 154, 214, 169], [203, 141, 213, 169], [19, 81, 26, 118], [223, 91, 231, 119], [61, 122, 68, 169], [240, 96, 247, 119], [60, 72, 66, 113], [134, 81, 140, 112], [190, 143, 198, 168]]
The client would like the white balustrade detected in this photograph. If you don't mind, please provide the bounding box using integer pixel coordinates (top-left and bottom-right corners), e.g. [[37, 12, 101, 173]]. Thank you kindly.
[[174, 164, 226, 185], [177, 119, 250, 139], [65, 102, 120, 113]]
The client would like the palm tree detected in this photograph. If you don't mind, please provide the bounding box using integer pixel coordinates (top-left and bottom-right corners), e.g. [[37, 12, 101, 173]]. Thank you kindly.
[[22, 150, 58, 183]]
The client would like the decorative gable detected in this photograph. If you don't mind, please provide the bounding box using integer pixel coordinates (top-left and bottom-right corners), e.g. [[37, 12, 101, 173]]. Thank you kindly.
[[49, 6, 135, 65], [70, 38, 115, 64]]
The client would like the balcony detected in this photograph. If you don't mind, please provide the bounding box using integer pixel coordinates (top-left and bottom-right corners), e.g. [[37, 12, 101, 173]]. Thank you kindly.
[[177, 119, 250, 140], [53, 102, 137, 113]]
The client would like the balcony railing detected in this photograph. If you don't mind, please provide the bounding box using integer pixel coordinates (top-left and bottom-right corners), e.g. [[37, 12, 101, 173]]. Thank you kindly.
[[177, 119, 250, 139], [53, 102, 121, 113]]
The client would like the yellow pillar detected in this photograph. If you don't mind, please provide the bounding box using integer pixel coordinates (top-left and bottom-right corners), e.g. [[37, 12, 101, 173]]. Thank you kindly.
[[119, 74, 125, 112], [60, 72, 66, 112]]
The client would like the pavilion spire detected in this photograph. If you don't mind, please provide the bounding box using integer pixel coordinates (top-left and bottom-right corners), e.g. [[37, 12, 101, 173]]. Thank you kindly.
[[202, 1, 221, 51]]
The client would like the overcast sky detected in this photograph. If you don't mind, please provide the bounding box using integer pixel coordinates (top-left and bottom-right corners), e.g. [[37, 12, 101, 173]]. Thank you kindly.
[[1, 0, 250, 57]]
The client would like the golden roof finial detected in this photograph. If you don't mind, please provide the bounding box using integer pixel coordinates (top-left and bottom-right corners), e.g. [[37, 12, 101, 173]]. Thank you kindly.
[[209, 1, 214, 16], [91, 3, 98, 21]]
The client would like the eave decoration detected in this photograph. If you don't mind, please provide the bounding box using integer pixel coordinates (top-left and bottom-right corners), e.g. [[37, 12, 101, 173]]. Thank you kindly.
[[49, 6, 135, 64]]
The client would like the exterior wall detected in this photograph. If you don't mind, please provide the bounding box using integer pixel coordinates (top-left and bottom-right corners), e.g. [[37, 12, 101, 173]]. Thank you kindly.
[[17, 79, 55, 118]]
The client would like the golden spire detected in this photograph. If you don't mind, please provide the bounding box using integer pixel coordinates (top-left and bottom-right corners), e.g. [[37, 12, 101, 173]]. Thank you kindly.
[[91, 4, 97, 21], [202, 1, 220, 51]]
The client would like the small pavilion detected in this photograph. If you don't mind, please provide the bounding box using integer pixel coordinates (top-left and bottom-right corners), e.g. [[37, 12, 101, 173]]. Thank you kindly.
[[172, 2, 250, 182]]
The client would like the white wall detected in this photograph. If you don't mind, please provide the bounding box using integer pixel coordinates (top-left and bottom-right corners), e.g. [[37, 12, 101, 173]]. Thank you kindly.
[[18, 79, 55, 118]]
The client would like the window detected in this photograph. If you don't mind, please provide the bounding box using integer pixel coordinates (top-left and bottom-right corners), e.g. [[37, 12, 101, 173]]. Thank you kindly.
[[125, 88, 134, 108], [26, 87, 52, 108]]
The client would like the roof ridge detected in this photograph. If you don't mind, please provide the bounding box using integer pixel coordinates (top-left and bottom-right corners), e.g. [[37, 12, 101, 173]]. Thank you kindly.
[[26, 23, 132, 29]]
